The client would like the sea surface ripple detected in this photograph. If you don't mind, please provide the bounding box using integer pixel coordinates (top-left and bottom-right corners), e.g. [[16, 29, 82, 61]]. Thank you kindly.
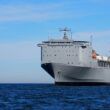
[[0, 84, 110, 110]]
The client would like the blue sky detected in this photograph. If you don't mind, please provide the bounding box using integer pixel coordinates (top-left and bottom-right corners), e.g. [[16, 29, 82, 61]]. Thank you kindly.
[[0, 0, 110, 83]]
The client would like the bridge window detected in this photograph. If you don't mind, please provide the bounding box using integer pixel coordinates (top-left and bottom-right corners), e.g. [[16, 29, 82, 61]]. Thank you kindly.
[[81, 46, 87, 49]]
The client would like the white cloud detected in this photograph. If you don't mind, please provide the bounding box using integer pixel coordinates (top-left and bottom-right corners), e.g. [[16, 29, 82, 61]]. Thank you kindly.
[[73, 30, 110, 40], [0, 3, 69, 22], [0, 41, 40, 60], [0, 1, 103, 22], [88, 0, 110, 3], [0, 41, 54, 83]]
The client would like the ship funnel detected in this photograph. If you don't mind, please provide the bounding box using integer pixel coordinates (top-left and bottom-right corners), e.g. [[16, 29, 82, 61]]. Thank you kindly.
[[60, 27, 71, 40]]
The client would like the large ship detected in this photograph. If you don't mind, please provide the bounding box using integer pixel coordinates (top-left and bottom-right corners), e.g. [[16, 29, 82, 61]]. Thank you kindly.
[[38, 28, 110, 85]]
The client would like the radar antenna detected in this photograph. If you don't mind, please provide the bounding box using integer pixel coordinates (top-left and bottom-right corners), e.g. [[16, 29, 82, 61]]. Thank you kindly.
[[60, 27, 71, 40]]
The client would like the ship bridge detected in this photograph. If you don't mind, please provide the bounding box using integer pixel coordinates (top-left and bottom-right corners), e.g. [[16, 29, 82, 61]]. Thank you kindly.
[[38, 28, 93, 68]]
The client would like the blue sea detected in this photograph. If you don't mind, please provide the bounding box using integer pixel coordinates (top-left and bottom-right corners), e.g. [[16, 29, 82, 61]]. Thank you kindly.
[[0, 84, 110, 110]]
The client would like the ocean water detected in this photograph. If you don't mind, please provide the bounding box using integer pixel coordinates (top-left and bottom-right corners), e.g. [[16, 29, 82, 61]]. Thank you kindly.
[[0, 84, 110, 110]]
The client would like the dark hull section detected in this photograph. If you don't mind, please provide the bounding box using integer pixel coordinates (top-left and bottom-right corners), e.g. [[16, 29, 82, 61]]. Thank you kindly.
[[41, 63, 54, 78], [55, 82, 110, 86]]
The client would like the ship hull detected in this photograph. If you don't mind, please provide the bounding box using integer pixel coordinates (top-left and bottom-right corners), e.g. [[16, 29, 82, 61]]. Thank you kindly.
[[42, 63, 110, 85]]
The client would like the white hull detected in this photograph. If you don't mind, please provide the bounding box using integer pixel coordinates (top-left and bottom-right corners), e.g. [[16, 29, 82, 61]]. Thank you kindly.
[[42, 63, 110, 85]]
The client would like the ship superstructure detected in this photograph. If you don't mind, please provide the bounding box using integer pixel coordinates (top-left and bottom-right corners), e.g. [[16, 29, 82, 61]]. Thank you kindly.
[[38, 28, 110, 85]]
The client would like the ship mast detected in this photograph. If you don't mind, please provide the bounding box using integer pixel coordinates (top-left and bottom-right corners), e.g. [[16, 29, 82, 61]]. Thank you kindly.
[[60, 27, 71, 40]]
